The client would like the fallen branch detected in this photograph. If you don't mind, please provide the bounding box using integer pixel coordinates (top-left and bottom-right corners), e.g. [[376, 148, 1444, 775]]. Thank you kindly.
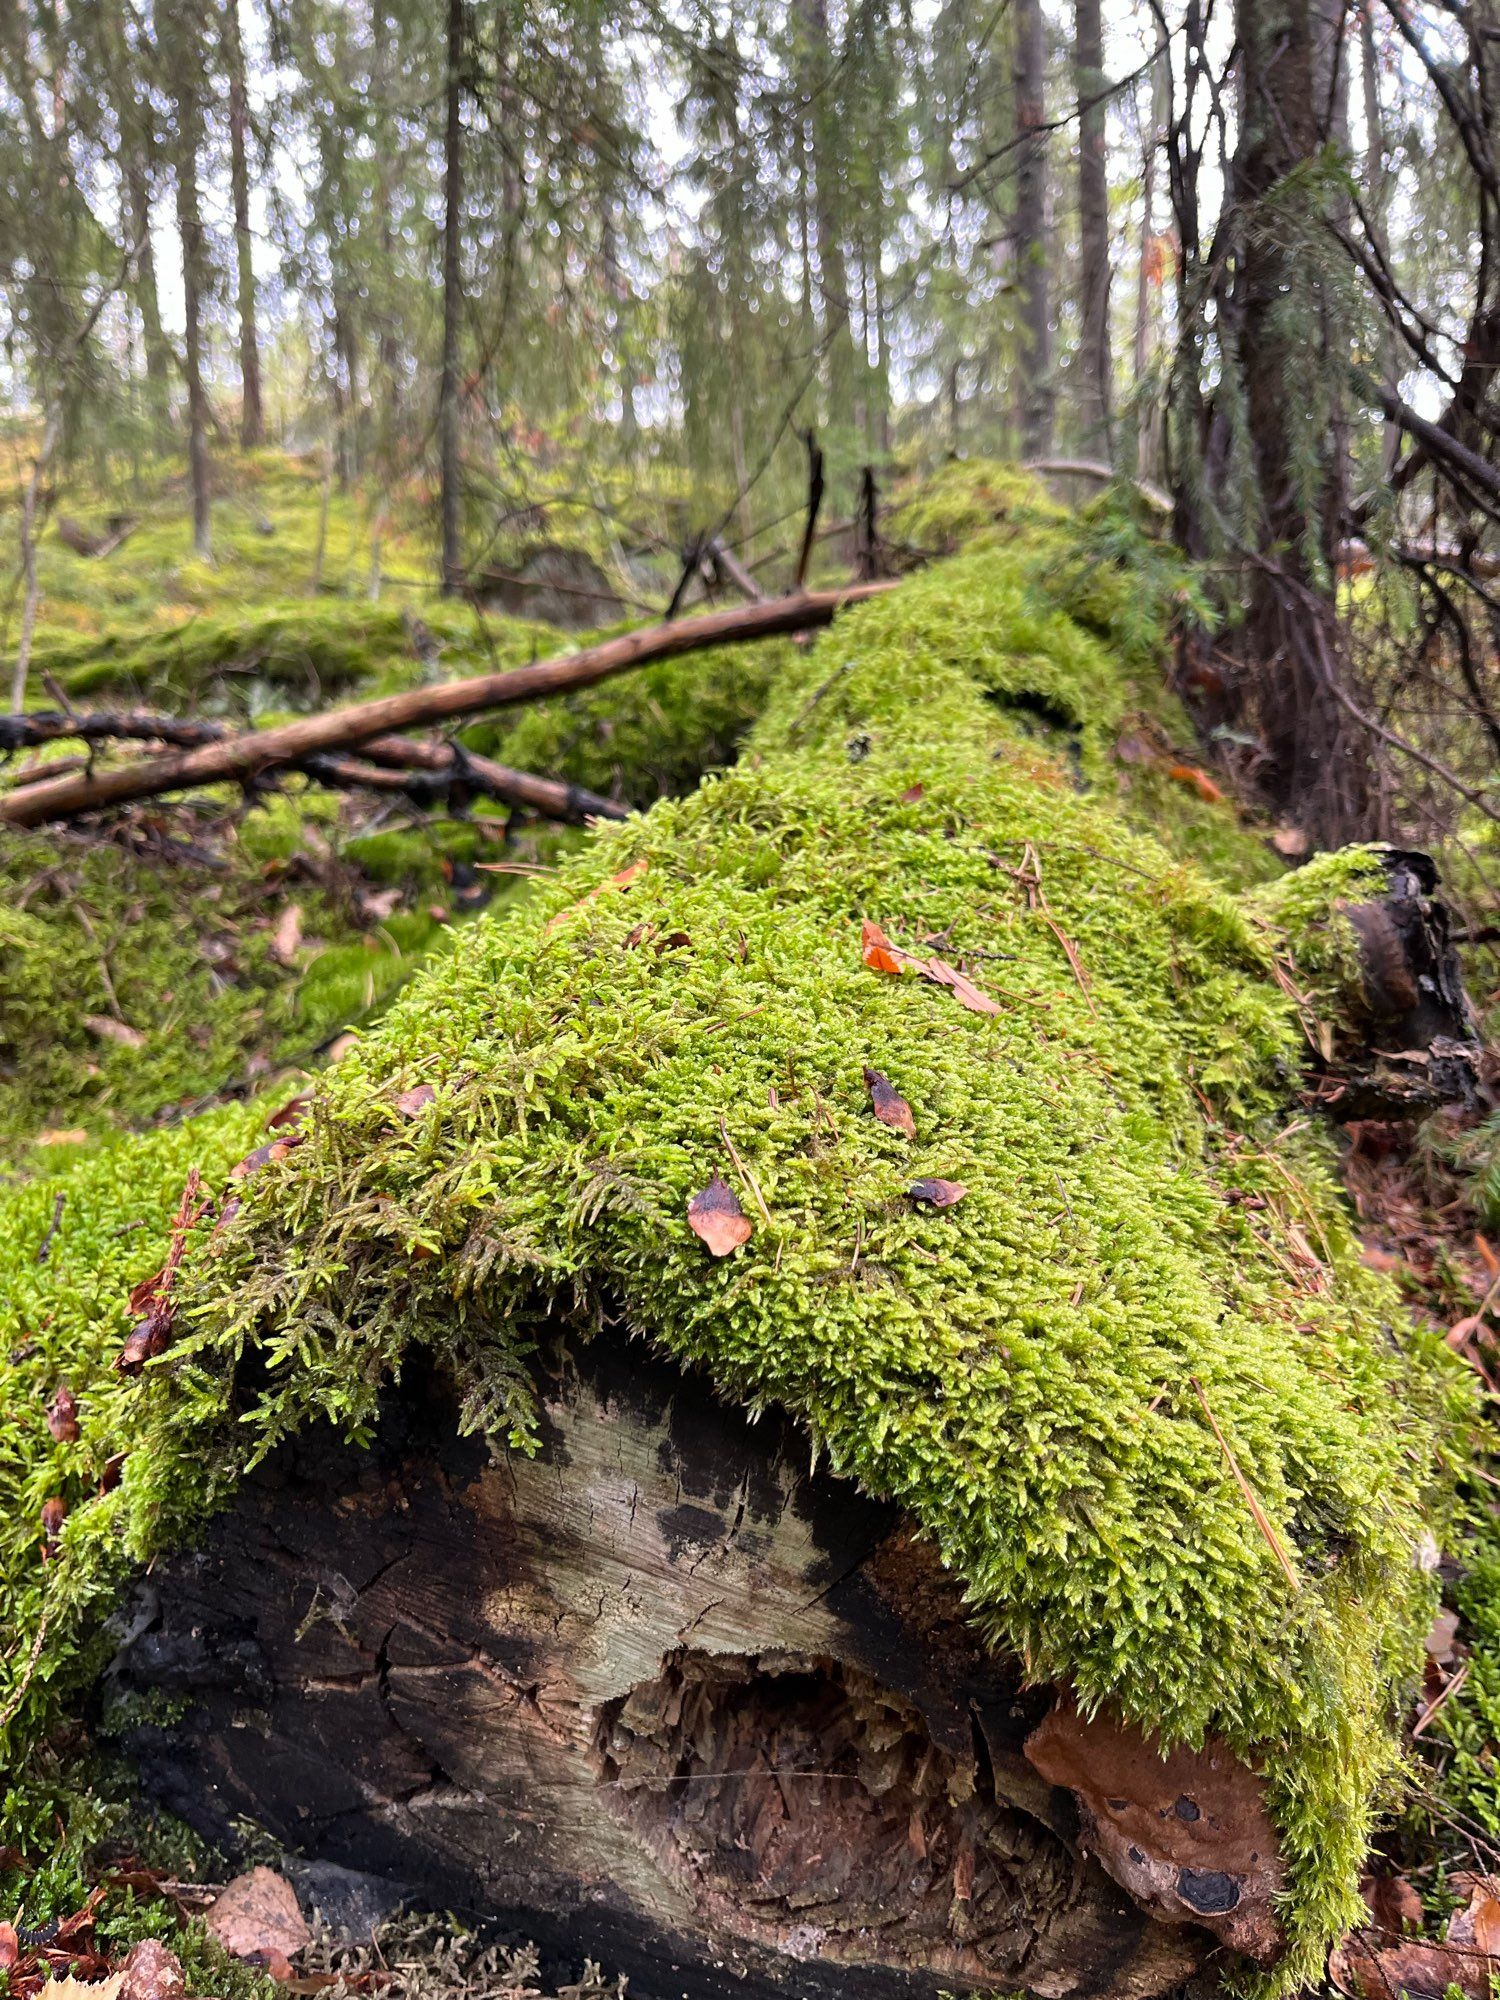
[[1022, 457, 1173, 516], [0, 584, 896, 829], [0, 708, 626, 825]]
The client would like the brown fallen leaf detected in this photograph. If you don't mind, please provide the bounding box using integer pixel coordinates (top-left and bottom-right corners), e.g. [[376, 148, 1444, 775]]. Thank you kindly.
[[0, 1926, 17, 1973], [392, 1084, 436, 1117], [1328, 1931, 1468, 1999], [34, 1129, 88, 1147], [271, 903, 304, 966], [265, 1094, 312, 1132], [864, 1066, 916, 1137], [46, 1385, 80, 1443], [898, 783, 925, 803], [687, 1173, 753, 1256], [40, 1495, 67, 1558], [909, 1178, 967, 1208], [1362, 1871, 1425, 1937], [118, 1940, 185, 2000], [1426, 1607, 1460, 1665], [229, 1134, 305, 1181], [206, 1867, 310, 1968], [543, 858, 648, 937], [84, 1014, 147, 1049], [1448, 1873, 1500, 1955], [922, 954, 1002, 1016], [861, 918, 905, 976]]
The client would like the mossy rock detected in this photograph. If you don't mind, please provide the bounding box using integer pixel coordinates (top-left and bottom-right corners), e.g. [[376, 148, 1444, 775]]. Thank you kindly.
[[0, 547, 1472, 1994]]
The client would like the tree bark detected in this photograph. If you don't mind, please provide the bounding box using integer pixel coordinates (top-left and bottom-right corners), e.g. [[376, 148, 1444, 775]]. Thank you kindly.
[[439, 0, 465, 596], [1232, 0, 1365, 842], [114, 1336, 1205, 2000], [797, 0, 857, 444], [223, 0, 263, 448], [1013, 0, 1053, 458], [172, 43, 213, 562], [1074, 0, 1112, 455]]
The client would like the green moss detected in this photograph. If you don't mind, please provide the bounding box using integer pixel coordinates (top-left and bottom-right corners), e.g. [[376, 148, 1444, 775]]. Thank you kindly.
[[0, 814, 446, 1156], [0, 550, 1469, 1994]]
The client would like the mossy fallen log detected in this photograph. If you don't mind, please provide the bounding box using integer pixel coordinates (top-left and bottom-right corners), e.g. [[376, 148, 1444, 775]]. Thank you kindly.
[[0, 547, 1480, 1996]]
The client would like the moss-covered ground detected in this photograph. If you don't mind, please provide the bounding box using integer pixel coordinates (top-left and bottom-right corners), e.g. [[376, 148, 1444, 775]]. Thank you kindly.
[[0, 528, 1475, 1995]]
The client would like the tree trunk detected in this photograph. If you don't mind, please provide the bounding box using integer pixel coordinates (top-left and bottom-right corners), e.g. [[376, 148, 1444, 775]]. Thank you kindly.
[[1359, 11, 1399, 477], [797, 0, 857, 445], [1132, 55, 1166, 481], [223, 0, 263, 448], [114, 1335, 1206, 2000], [439, 0, 465, 596], [1074, 0, 1111, 455], [1013, 0, 1053, 458], [172, 50, 213, 562], [1232, 0, 1365, 842]]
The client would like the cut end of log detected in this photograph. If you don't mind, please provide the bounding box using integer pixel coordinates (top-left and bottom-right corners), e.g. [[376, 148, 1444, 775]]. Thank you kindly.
[[113, 1336, 1206, 2000]]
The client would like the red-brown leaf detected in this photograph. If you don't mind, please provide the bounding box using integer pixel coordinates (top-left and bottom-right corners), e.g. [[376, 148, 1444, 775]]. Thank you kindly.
[[861, 919, 906, 976], [909, 1178, 967, 1208], [898, 783, 925, 804], [40, 1495, 68, 1556], [46, 1385, 80, 1443], [687, 1173, 753, 1256], [865, 1067, 915, 1138], [392, 1084, 436, 1118]]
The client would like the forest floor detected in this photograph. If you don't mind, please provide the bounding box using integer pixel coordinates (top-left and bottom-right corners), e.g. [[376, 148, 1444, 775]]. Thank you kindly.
[[5, 452, 1500, 2000]]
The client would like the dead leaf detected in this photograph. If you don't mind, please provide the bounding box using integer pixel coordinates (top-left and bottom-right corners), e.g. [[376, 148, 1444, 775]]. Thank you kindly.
[[543, 858, 648, 937], [40, 1495, 67, 1557], [1362, 1872, 1425, 1937], [35, 1978, 123, 2000], [271, 903, 304, 966], [229, 1134, 305, 1181], [1448, 1874, 1500, 1956], [206, 1867, 310, 1967], [922, 955, 1002, 1016], [392, 1085, 436, 1118], [1329, 1932, 1470, 1999], [861, 919, 905, 976], [908, 1178, 967, 1208], [687, 1173, 753, 1256], [118, 1940, 185, 2000], [265, 1094, 312, 1133], [46, 1385, 80, 1442], [1426, 1608, 1460, 1665], [1167, 761, 1225, 803], [83, 1015, 146, 1049], [34, 1129, 88, 1147], [865, 1067, 916, 1138], [898, 783, 925, 803], [0, 1926, 17, 1973], [1271, 825, 1310, 859]]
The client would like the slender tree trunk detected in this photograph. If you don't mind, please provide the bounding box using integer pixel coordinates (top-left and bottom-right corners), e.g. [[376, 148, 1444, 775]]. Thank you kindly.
[[223, 0, 263, 447], [1133, 55, 1167, 480], [1359, 11, 1400, 477], [173, 60, 213, 562], [439, 0, 465, 596], [10, 408, 63, 713], [1013, 0, 1053, 458], [1233, 0, 1364, 838], [797, 0, 856, 442], [1075, 0, 1112, 455], [123, 155, 171, 434]]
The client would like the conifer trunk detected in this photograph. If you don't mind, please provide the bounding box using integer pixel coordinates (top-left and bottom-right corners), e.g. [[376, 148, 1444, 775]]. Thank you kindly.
[[223, 0, 263, 449], [171, 30, 213, 562], [1075, 0, 1111, 455], [439, 0, 465, 597], [1013, 0, 1053, 458]]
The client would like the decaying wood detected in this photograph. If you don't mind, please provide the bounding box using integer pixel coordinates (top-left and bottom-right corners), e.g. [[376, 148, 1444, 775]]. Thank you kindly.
[[115, 1333, 1226, 2000], [0, 584, 894, 830], [1310, 848, 1482, 1118]]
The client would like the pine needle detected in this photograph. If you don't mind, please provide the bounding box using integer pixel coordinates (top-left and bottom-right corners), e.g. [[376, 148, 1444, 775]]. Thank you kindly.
[[1190, 1375, 1302, 1593]]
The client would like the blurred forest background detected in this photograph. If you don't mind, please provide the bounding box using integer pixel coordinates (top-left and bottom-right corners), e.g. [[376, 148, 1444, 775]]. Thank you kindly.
[[2, 0, 1499, 859]]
